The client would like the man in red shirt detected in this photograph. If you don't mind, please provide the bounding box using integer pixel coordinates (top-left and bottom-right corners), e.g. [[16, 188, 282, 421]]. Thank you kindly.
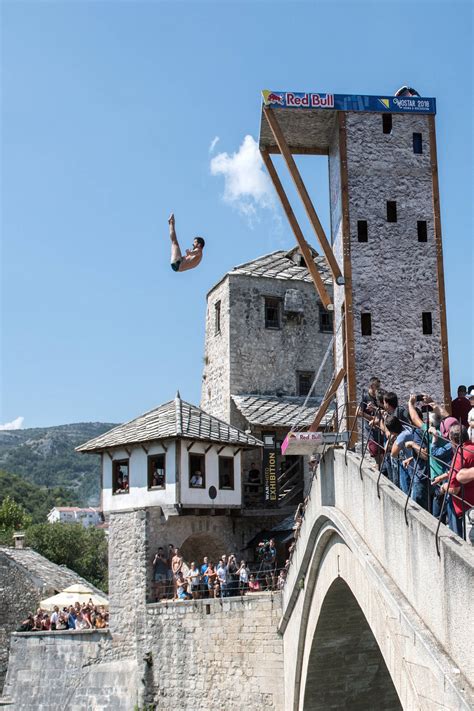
[[451, 385, 471, 426], [441, 425, 474, 536]]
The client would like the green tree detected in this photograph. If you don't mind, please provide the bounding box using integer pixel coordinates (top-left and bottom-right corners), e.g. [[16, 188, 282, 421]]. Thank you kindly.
[[0, 495, 32, 531], [0, 470, 81, 524], [25, 523, 108, 592]]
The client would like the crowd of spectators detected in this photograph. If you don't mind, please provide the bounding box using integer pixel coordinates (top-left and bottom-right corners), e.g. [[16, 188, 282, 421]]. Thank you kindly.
[[17, 601, 109, 632], [152, 540, 287, 602], [358, 379, 474, 539]]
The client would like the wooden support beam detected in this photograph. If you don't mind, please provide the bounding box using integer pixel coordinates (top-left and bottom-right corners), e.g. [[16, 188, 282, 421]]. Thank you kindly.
[[263, 107, 343, 284], [338, 113, 357, 438], [106, 451, 113, 461], [186, 442, 195, 452], [261, 148, 333, 311], [216, 445, 226, 455], [308, 368, 345, 432], [140, 444, 150, 455], [125, 447, 132, 457], [204, 444, 213, 454], [233, 448, 242, 458], [428, 115, 451, 410], [265, 145, 328, 156]]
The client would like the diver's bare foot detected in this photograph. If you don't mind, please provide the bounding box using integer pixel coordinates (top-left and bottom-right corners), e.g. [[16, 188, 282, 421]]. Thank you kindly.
[[168, 213, 175, 226]]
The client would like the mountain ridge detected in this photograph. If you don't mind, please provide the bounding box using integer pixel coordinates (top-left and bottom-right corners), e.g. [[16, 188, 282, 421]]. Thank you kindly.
[[0, 422, 117, 506]]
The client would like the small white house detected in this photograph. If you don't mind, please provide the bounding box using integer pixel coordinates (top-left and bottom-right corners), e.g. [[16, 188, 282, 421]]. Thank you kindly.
[[47, 507, 101, 528], [76, 393, 263, 515]]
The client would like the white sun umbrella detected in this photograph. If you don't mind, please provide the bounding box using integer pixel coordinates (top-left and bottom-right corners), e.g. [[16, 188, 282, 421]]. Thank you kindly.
[[40, 584, 109, 611]]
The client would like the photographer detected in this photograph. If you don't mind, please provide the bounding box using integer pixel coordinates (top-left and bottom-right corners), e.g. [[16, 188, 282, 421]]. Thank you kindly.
[[258, 539, 276, 590], [408, 394, 453, 517], [359, 377, 384, 465]]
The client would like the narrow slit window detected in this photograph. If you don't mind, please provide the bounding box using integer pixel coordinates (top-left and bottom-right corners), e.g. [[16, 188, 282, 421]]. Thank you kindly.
[[417, 221, 427, 242], [357, 220, 368, 242], [319, 304, 333, 333], [413, 133, 423, 154], [422, 312, 433, 335], [361, 313, 372, 336], [382, 114, 392, 134], [264, 297, 281, 329], [218, 457, 234, 490], [297, 371, 315, 397], [386, 201, 397, 223], [214, 300, 221, 335]]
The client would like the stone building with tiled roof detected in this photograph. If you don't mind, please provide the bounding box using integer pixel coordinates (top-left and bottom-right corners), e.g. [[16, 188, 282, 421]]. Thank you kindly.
[[0, 542, 107, 691], [200, 247, 334, 506], [77, 393, 262, 516]]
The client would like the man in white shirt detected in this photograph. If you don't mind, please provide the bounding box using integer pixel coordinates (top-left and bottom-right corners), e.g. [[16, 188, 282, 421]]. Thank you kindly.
[[190, 471, 203, 487]]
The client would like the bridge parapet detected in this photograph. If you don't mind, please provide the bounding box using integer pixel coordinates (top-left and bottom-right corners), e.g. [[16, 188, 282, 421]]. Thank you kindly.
[[281, 448, 474, 710]]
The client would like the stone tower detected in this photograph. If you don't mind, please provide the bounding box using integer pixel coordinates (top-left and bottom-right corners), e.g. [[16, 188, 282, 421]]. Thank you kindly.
[[258, 91, 450, 420], [200, 247, 333, 427]]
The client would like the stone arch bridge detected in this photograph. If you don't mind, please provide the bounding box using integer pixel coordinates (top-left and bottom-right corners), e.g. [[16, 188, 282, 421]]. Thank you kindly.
[[2, 449, 473, 710], [280, 448, 474, 710]]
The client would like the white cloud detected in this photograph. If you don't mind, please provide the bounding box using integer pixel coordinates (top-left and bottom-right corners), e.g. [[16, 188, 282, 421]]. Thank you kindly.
[[0, 416, 24, 431], [210, 135, 276, 219], [209, 136, 220, 154]]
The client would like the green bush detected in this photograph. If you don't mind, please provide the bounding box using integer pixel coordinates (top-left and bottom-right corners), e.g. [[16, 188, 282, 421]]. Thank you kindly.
[[25, 523, 108, 592]]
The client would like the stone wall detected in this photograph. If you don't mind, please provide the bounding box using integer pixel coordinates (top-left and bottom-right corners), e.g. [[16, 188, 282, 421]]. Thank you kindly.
[[281, 449, 474, 710], [331, 111, 446, 404], [108, 509, 148, 657], [201, 279, 231, 422], [228, 274, 332, 400], [2, 630, 139, 710], [346, 111, 444, 400], [0, 551, 39, 690], [0, 547, 107, 693], [145, 594, 284, 710], [3, 596, 284, 710], [201, 272, 334, 423]]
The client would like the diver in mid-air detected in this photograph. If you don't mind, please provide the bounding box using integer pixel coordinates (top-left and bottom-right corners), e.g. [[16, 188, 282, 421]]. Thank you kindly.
[[168, 213, 205, 273]]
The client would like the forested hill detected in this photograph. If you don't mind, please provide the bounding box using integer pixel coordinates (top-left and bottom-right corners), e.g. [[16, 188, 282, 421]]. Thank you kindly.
[[0, 422, 117, 506]]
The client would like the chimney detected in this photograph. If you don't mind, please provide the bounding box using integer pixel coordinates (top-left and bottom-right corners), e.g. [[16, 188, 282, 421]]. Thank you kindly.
[[13, 532, 25, 550]]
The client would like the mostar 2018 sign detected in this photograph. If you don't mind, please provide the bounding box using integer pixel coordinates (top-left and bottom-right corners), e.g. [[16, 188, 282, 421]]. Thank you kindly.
[[262, 90, 436, 114]]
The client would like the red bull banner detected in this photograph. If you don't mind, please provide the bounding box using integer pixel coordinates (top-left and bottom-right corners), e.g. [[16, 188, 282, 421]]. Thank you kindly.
[[262, 90, 436, 114]]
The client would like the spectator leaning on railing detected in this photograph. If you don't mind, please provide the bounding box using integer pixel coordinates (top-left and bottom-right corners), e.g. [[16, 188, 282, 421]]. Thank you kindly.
[[451, 385, 471, 426], [385, 414, 429, 509], [440, 425, 474, 536], [407, 394, 453, 518]]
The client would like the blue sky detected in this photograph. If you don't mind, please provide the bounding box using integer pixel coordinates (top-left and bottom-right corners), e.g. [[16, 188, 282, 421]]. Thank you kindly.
[[1, 0, 473, 429]]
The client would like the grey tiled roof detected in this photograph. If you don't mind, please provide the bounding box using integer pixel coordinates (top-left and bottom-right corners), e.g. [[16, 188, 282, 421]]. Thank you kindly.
[[232, 394, 335, 429], [0, 547, 107, 597], [76, 395, 263, 453], [228, 247, 332, 285]]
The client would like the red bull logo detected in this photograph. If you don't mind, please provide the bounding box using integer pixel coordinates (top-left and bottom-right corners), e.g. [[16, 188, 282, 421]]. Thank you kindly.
[[266, 92, 285, 105], [262, 90, 334, 109]]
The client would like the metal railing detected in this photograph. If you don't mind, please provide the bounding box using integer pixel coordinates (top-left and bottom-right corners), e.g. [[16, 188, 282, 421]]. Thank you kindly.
[[151, 564, 289, 603], [335, 402, 473, 553]]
